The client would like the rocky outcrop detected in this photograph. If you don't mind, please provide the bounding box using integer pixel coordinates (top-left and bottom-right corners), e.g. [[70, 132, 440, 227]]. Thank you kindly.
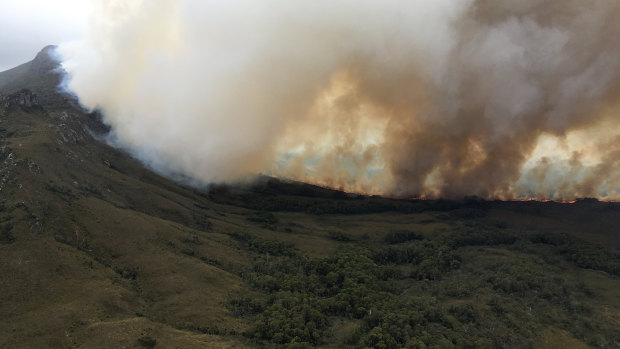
[[0, 46, 64, 107], [2, 89, 39, 108]]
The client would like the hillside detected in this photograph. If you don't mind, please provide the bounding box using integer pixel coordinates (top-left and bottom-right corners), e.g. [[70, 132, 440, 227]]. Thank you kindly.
[[0, 46, 65, 106], [0, 48, 619, 348]]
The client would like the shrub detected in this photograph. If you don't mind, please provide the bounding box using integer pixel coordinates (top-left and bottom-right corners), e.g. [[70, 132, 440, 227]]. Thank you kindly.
[[383, 230, 423, 244], [327, 231, 354, 242], [137, 336, 156, 348]]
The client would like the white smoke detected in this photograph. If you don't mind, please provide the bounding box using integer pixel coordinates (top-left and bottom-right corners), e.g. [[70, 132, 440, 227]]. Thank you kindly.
[[58, 0, 620, 199]]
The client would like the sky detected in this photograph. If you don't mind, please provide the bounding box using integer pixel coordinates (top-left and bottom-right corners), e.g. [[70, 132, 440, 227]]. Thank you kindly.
[[0, 0, 90, 71]]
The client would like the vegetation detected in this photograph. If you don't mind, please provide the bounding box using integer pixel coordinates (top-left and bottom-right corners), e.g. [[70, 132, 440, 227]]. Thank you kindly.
[[530, 232, 620, 276], [229, 227, 620, 348], [137, 336, 157, 348], [1, 57, 619, 348], [383, 230, 423, 244]]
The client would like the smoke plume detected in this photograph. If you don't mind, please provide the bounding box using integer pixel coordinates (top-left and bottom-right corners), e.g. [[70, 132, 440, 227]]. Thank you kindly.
[[58, 0, 620, 199]]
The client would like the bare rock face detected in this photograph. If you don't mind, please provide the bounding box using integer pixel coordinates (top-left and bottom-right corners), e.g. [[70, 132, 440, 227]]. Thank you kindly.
[[2, 89, 39, 109]]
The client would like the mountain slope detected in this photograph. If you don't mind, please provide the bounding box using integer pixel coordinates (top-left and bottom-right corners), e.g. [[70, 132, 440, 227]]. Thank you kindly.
[[0, 46, 64, 106], [0, 49, 254, 348], [0, 48, 619, 348]]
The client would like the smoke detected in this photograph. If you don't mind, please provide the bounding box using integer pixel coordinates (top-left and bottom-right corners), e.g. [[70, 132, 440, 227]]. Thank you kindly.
[[57, 0, 620, 199]]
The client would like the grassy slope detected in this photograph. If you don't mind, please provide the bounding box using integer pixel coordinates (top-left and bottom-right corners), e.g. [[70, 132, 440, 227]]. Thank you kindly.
[[0, 54, 618, 348], [0, 102, 255, 348]]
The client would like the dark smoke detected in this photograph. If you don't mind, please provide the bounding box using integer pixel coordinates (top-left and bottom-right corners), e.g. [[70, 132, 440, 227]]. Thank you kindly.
[[58, 0, 620, 199]]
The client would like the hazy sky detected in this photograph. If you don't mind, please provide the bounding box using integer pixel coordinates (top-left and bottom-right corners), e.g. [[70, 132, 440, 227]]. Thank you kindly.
[[0, 0, 90, 71]]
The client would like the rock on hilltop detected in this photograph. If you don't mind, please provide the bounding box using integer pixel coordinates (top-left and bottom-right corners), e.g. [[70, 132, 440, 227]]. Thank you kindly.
[[0, 45, 64, 106]]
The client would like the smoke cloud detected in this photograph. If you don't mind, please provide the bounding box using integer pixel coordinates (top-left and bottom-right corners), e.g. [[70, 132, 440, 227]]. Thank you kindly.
[[58, 0, 620, 199]]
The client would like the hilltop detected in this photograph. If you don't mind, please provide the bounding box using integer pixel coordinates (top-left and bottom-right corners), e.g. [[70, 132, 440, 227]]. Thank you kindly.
[[0, 45, 65, 106], [0, 47, 619, 348]]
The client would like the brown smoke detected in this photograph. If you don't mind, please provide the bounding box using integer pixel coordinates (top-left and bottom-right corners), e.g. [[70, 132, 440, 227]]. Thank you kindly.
[[58, 0, 620, 199]]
